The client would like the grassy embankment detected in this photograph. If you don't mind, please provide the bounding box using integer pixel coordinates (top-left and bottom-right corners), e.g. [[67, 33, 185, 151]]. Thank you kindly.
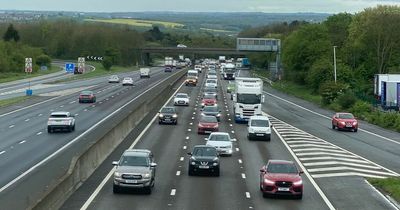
[[0, 66, 59, 84], [368, 178, 400, 203]]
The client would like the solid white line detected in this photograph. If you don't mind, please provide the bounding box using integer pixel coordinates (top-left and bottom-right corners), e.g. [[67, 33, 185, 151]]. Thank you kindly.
[[9, 125, 15, 128], [19, 140, 26, 144], [180, 157, 184, 161], [265, 91, 400, 146], [293, 148, 347, 153], [0, 151, 5, 155], [296, 152, 356, 158], [36, 132, 42, 135], [245, 192, 251, 198], [273, 125, 335, 210], [238, 159, 242, 164], [241, 173, 246, 179], [364, 179, 400, 210], [80, 74, 185, 210], [170, 189, 176, 196], [176, 171, 181, 176], [290, 144, 337, 149]]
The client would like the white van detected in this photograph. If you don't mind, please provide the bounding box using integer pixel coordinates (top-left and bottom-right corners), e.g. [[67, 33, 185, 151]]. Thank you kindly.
[[187, 69, 199, 79], [247, 115, 271, 141], [140, 68, 150, 78]]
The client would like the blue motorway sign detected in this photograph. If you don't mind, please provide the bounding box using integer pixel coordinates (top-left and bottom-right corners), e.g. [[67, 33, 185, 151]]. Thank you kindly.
[[65, 63, 75, 73]]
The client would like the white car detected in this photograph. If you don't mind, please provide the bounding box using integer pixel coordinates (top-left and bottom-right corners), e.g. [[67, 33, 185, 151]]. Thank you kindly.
[[194, 65, 202, 73], [205, 79, 218, 89], [108, 75, 120, 83], [140, 68, 150, 78], [47, 111, 75, 133], [174, 93, 190, 106], [205, 132, 234, 156], [177, 44, 187, 48], [247, 115, 271, 141], [122, 77, 134, 86]]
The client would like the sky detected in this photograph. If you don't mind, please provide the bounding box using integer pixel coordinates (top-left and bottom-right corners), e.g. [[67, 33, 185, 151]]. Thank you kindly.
[[0, 0, 399, 13]]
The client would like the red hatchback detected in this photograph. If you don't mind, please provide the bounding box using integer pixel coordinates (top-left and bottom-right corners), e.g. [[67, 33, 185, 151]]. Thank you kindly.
[[332, 112, 358, 132], [259, 160, 303, 199], [197, 115, 219, 134], [201, 95, 217, 108]]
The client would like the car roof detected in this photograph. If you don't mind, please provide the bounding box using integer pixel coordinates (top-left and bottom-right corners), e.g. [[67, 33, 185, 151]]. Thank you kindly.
[[193, 145, 216, 149], [268, 160, 295, 165], [250, 116, 270, 120], [80, 90, 93, 94], [123, 77, 132, 79], [176, 93, 188, 96], [123, 149, 152, 157], [50, 111, 70, 115], [209, 132, 229, 136], [336, 112, 353, 115]]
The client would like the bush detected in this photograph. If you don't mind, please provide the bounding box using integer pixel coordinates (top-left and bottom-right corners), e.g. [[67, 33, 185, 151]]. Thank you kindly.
[[36, 54, 51, 67], [319, 81, 348, 105], [350, 101, 372, 119], [337, 92, 357, 109], [102, 57, 113, 70]]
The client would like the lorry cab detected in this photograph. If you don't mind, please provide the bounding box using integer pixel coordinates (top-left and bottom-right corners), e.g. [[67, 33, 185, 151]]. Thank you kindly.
[[140, 68, 150, 78]]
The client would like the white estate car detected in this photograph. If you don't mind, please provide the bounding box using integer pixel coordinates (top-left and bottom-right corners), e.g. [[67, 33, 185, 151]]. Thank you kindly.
[[205, 79, 218, 89], [47, 111, 75, 133], [174, 93, 190, 106], [205, 132, 235, 156], [247, 115, 271, 141], [108, 75, 120, 83], [122, 77, 134, 86]]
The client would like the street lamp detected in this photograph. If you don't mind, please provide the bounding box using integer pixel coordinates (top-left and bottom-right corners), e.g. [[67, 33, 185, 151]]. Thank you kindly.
[[333, 46, 337, 84]]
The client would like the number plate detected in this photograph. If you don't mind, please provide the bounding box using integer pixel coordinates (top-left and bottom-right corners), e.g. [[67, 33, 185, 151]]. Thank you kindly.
[[199, 165, 209, 169], [345, 124, 352, 127], [205, 131, 212, 133], [278, 187, 290, 191], [256, 134, 264, 136], [125, 180, 138, 184]]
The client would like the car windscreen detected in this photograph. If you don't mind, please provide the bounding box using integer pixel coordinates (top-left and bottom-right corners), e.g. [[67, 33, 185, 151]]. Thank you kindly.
[[81, 91, 92, 95], [206, 80, 216, 84], [50, 114, 68, 118], [193, 147, 217, 157], [120, 156, 149, 167], [176, 94, 188, 98], [203, 106, 218, 112], [161, 107, 175, 113], [203, 95, 215, 99], [251, 119, 269, 127], [208, 72, 217, 76], [267, 163, 298, 174], [204, 88, 217, 93], [209, 134, 230, 141], [200, 116, 217, 123], [338, 114, 354, 119]]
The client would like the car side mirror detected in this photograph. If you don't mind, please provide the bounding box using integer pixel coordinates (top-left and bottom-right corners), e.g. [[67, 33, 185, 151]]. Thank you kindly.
[[262, 95, 265, 103], [270, 124, 273, 128], [299, 171, 304, 175], [204, 138, 208, 141], [260, 169, 266, 173], [112, 161, 119, 166], [150, 162, 157, 167], [187, 152, 192, 156]]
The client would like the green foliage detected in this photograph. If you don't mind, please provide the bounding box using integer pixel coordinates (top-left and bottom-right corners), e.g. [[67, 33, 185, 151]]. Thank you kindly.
[[319, 81, 348, 105], [0, 41, 43, 73], [306, 57, 333, 92], [324, 13, 353, 47], [36, 54, 51, 67], [3, 24, 20, 42], [102, 57, 113, 70], [349, 101, 372, 119], [336, 91, 357, 109], [369, 178, 400, 202]]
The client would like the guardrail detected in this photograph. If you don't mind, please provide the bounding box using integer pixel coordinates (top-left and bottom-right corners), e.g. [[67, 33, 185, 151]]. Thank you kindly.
[[0, 69, 186, 210]]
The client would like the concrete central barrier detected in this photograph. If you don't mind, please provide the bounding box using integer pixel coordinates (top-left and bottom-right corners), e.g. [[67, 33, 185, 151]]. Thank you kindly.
[[0, 69, 186, 210]]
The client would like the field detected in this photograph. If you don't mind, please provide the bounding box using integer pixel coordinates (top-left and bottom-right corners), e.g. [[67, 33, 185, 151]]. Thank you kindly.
[[199, 28, 235, 33], [84, 18, 184, 28]]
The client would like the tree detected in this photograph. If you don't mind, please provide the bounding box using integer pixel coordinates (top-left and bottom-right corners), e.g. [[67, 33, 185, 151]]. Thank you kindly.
[[36, 54, 52, 67], [3, 24, 20, 42], [102, 57, 113, 70], [324, 13, 353, 47]]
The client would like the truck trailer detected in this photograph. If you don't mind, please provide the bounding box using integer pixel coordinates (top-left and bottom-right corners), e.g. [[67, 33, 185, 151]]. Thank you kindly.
[[380, 81, 400, 110], [374, 74, 400, 99]]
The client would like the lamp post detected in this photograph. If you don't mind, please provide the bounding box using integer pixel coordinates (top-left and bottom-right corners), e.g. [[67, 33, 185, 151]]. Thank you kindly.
[[333, 46, 337, 84]]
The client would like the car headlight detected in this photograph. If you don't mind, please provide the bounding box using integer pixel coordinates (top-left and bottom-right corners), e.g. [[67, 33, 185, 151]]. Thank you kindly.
[[213, 157, 219, 161], [143, 173, 151, 178], [114, 172, 121, 178], [353, 121, 358, 125], [248, 128, 254, 133], [213, 162, 219, 166], [217, 113, 221, 117], [172, 114, 178, 118], [213, 124, 218, 128], [191, 161, 196, 165], [340, 121, 346, 125], [293, 180, 303, 185], [264, 178, 275, 185]]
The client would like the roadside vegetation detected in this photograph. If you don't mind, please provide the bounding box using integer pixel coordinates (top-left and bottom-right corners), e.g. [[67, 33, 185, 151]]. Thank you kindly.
[[84, 18, 184, 28], [0, 96, 33, 108], [245, 5, 400, 132], [369, 178, 400, 202]]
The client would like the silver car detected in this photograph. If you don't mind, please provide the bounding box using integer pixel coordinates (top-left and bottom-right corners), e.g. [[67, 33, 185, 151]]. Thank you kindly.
[[112, 149, 157, 194], [108, 75, 120, 83]]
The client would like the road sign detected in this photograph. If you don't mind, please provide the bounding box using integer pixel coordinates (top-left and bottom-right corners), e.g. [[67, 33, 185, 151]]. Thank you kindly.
[[25, 57, 33, 73], [65, 63, 75, 73], [86, 56, 103, 61], [78, 57, 85, 73]]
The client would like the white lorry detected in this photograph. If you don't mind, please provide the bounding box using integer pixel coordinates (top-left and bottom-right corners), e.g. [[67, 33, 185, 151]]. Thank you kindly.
[[165, 57, 173, 68], [140, 68, 150, 78], [232, 77, 264, 123], [374, 74, 400, 99], [223, 63, 236, 80]]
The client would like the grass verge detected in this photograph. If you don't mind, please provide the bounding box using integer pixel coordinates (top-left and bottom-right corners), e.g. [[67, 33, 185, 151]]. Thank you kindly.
[[0, 67, 59, 84], [368, 177, 400, 203], [0, 96, 34, 108], [272, 80, 322, 105], [50, 62, 137, 83]]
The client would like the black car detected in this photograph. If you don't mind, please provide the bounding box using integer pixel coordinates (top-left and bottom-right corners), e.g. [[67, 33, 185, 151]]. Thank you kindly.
[[188, 145, 220, 176], [201, 105, 221, 121], [158, 106, 178, 125], [164, 67, 172, 72]]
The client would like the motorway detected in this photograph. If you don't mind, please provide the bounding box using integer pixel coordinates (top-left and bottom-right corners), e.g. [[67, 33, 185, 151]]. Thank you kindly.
[[0, 67, 179, 206]]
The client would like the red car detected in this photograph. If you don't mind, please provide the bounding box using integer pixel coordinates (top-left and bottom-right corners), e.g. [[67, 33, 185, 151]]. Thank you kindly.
[[79, 90, 96, 103], [201, 95, 217, 108], [259, 160, 303, 199], [331, 112, 358, 132], [197, 115, 219, 134]]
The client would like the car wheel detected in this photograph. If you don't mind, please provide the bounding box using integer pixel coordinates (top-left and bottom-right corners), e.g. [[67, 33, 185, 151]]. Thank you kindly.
[[158, 121, 162, 125], [295, 194, 303, 200], [113, 184, 120, 194], [69, 126, 73, 132], [247, 134, 251, 141], [47, 127, 52, 133], [79, 100, 82, 103], [144, 186, 152, 194], [174, 121, 178, 125], [354, 128, 358, 132], [72, 125, 75, 131], [188, 168, 194, 176], [262, 192, 270, 198], [332, 124, 336, 129], [214, 168, 220, 177]]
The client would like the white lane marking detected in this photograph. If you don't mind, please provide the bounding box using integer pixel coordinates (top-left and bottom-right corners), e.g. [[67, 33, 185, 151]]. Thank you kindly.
[[273, 126, 335, 210], [189, 122, 193, 125], [50, 109, 54, 112], [300, 157, 368, 164], [230, 124, 233, 127], [84, 109, 88, 112], [296, 152, 356, 158], [99, 102, 103, 104], [170, 189, 176, 196], [238, 159, 242, 164], [97, 91, 101, 94], [69, 101, 76, 104], [192, 117, 195, 120], [75, 114, 79, 116], [193, 112, 196, 115], [241, 173, 246, 179], [180, 157, 184, 161], [236, 147, 239, 152], [176, 171, 181, 176], [186, 136, 189, 140], [111, 96, 114, 98], [25, 119, 30, 122], [227, 113, 230, 116], [313, 172, 386, 179], [38, 114, 43, 117], [245, 192, 251, 198], [364, 179, 400, 210], [183, 146, 187, 150], [36, 132, 42, 135], [308, 166, 396, 176], [228, 118, 231, 121], [91, 105, 96, 107], [80, 74, 186, 210], [0, 151, 5, 155], [231, 131, 235, 134], [188, 129, 192, 132], [19, 140, 26, 144], [304, 161, 380, 169], [9, 125, 15, 128], [60, 105, 64, 108], [265, 91, 400, 146], [292, 148, 347, 153]]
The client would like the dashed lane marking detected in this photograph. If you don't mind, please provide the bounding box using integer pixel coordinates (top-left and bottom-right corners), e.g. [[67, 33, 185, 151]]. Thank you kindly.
[[241, 173, 246, 179], [36, 132, 42, 135], [183, 146, 187, 150], [19, 140, 26, 144], [24, 119, 30, 122], [236, 147, 239, 151], [176, 171, 181, 176], [38, 114, 42, 117], [9, 125, 15, 128], [238, 159, 242, 164], [0, 151, 5, 155], [186, 136, 189, 140], [170, 189, 176, 196], [245, 192, 251, 198], [180, 157, 184, 161]]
